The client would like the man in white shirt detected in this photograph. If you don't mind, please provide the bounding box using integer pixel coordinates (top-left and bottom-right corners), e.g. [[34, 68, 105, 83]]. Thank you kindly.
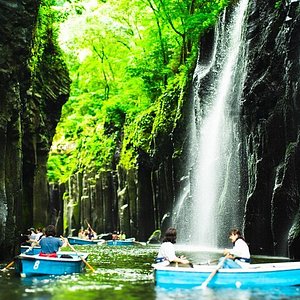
[[27, 228, 38, 243]]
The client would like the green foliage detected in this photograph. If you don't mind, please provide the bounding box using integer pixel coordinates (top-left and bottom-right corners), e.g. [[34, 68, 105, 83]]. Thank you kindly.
[[47, 0, 231, 182], [120, 106, 156, 169], [275, 0, 282, 9], [47, 152, 74, 183], [30, 0, 59, 73]]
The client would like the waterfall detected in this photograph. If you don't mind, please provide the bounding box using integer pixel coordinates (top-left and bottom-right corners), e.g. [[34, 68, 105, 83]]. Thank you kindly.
[[176, 0, 249, 248]]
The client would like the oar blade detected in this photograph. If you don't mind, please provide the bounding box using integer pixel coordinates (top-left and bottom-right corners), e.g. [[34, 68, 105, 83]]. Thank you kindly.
[[1, 261, 14, 272]]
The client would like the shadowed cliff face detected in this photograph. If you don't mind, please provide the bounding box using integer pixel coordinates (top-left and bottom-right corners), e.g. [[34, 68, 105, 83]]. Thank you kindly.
[[0, 0, 39, 259], [0, 1, 70, 259], [242, 0, 300, 258], [22, 34, 71, 233]]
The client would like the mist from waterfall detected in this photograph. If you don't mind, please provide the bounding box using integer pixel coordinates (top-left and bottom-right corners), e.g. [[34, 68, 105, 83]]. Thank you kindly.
[[175, 0, 249, 248]]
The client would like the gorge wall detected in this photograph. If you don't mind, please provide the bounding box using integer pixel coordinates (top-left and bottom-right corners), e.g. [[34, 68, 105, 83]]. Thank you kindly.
[[241, 0, 300, 258], [1, 0, 300, 260], [0, 0, 39, 259], [0, 1, 70, 259]]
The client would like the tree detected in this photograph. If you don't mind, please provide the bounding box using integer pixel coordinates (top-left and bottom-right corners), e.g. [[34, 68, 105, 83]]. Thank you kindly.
[[47, 0, 232, 182]]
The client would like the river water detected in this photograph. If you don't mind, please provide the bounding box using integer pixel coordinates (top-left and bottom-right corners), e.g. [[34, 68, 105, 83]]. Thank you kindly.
[[0, 244, 299, 300]]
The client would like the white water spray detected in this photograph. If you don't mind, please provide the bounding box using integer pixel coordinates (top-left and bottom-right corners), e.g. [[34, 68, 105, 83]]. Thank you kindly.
[[176, 0, 249, 247]]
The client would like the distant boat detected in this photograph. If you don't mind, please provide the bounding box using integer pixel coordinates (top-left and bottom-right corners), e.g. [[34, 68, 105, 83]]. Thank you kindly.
[[15, 251, 89, 277], [106, 238, 135, 246], [153, 261, 300, 289], [68, 237, 105, 245], [20, 245, 41, 255]]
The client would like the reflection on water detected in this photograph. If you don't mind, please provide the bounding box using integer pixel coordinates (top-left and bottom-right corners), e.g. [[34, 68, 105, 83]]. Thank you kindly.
[[156, 286, 300, 300], [0, 245, 299, 299]]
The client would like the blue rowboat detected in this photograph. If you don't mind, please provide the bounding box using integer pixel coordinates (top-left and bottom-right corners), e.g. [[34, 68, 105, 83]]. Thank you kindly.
[[153, 261, 300, 289], [67, 237, 104, 245], [15, 251, 89, 277], [20, 245, 41, 255], [106, 238, 135, 246]]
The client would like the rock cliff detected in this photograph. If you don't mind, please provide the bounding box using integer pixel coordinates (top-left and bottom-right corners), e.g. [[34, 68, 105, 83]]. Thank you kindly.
[[0, 1, 70, 259], [242, 0, 300, 258]]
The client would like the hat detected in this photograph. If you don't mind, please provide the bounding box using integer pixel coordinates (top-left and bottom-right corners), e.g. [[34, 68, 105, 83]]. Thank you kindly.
[[28, 227, 35, 232]]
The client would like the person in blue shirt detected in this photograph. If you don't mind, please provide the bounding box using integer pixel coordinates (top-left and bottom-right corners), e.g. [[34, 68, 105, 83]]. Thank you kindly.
[[39, 225, 66, 257]]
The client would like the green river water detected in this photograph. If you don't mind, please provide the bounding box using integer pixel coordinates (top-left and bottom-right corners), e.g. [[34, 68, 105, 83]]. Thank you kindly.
[[0, 244, 300, 300]]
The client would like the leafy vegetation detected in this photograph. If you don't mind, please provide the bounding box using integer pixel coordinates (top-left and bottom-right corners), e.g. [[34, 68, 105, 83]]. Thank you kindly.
[[47, 0, 232, 182], [275, 0, 282, 9]]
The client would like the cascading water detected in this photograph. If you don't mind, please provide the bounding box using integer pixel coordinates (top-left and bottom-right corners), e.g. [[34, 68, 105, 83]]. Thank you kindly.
[[175, 0, 249, 248]]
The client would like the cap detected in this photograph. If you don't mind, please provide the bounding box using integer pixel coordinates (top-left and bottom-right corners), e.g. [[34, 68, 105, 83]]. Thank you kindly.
[[28, 227, 35, 232]]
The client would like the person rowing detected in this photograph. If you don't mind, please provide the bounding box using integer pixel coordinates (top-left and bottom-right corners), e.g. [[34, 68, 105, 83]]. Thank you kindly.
[[222, 228, 250, 268], [37, 225, 67, 257]]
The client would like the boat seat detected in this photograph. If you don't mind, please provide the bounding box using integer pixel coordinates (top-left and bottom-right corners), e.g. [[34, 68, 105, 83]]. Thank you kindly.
[[60, 254, 73, 259]]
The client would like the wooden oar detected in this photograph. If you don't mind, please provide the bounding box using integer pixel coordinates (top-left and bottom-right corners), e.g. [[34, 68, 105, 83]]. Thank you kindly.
[[85, 220, 97, 239], [85, 220, 94, 232], [1, 244, 35, 272], [64, 237, 95, 272], [133, 240, 146, 246], [200, 254, 230, 288], [1, 260, 14, 272], [198, 258, 219, 265]]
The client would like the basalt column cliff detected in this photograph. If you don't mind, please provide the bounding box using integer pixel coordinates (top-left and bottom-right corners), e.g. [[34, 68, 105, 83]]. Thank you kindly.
[[0, 1, 70, 259], [241, 0, 300, 258]]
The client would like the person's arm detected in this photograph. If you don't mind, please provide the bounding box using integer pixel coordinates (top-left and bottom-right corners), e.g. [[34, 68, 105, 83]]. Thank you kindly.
[[91, 230, 97, 239], [172, 255, 189, 264], [30, 240, 39, 247], [223, 248, 235, 258], [60, 237, 68, 248], [162, 243, 189, 264]]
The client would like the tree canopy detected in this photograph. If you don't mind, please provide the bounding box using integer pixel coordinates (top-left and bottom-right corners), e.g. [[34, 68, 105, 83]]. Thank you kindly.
[[46, 0, 231, 182]]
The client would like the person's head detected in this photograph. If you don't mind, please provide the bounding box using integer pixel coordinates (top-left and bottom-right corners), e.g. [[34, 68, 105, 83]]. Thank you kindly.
[[45, 225, 56, 237], [163, 227, 177, 244], [228, 228, 243, 243], [28, 227, 35, 233]]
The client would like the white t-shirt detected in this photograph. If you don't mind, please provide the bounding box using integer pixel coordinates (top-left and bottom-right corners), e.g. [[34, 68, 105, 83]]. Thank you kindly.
[[29, 233, 38, 240], [157, 242, 176, 262], [35, 232, 44, 241], [230, 238, 250, 259]]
